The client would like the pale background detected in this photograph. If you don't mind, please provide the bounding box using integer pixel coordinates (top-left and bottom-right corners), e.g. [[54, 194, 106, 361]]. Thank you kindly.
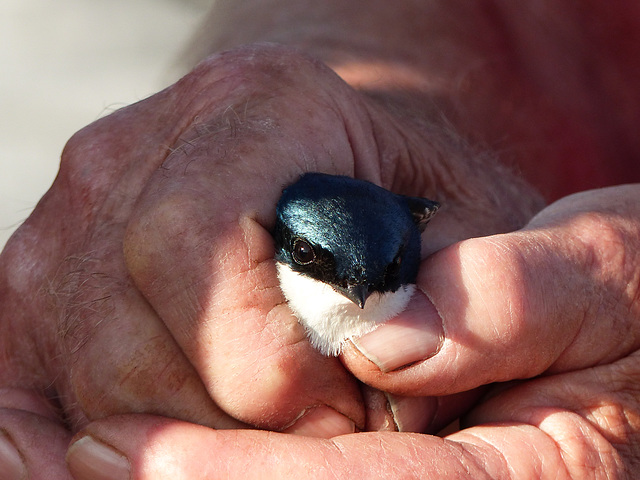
[[0, 0, 212, 248]]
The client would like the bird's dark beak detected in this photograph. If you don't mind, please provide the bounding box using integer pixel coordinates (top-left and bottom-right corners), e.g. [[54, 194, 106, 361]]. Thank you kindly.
[[335, 284, 370, 309]]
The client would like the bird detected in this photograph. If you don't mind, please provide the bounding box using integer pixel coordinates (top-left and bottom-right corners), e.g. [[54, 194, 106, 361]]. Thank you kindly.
[[273, 173, 440, 356]]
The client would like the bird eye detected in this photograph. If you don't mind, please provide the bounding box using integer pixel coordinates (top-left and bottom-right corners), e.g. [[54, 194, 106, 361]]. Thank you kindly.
[[292, 239, 316, 265]]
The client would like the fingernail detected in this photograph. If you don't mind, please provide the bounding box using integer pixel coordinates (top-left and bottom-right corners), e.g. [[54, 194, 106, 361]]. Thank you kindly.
[[67, 436, 130, 480], [352, 290, 443, 372], [0, 431, 26, 480], [385, 393, 437, 433], [283, 405, 356, 438]]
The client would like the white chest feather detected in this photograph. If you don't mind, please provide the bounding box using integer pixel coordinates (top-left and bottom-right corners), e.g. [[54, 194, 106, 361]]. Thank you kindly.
[[276, 263, 415, 356]]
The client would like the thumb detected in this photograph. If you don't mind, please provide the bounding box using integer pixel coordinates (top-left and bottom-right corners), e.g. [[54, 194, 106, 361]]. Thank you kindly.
[[67, 411, 621, 479], [341, 185, 640, 396]]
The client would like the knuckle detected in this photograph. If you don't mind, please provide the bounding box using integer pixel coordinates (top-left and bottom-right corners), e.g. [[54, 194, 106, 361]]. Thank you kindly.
[[58, 123, 114, 207]]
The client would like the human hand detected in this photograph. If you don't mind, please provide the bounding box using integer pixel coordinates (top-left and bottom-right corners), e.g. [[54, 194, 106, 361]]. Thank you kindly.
[[68, 185, 640, 479], [0, 43, 541, 478]]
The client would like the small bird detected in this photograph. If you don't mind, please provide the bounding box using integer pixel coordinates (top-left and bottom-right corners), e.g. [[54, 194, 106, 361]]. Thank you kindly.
[[273, 173, 440, 356]]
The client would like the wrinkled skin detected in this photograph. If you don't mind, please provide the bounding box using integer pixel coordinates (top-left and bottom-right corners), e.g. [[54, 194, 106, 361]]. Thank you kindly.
[[2, 1, 640, 479]]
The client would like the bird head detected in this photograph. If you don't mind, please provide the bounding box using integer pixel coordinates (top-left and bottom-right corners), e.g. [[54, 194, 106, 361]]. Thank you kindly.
[[274, 173, 439, 309]]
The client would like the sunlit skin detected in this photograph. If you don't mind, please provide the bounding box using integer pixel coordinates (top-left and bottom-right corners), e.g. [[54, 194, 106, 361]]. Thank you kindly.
[[1, 1, 640, 478]]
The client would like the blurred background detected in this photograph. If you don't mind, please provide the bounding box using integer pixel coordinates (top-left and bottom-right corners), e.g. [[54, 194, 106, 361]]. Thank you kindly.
[[1, 0, 212, 248]]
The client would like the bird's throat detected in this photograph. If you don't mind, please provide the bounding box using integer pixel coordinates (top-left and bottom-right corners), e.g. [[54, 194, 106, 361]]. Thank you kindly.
[[276, 262, 415, 356]]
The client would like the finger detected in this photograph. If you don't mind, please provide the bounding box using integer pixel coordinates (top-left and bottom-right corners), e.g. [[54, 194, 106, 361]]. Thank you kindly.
[[464, 350, 640, 444], [359, 385, 436, 433], [123, 45, 379, 433], [67, 411, 623, 479], [0, 388, 72, 480], [359, 381, 487, 434], [342, 185, 640, 395], [460, 351, 640, 478]]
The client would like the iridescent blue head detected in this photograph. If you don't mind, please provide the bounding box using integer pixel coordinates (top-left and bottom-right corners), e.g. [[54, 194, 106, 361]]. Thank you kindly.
[[273, 173, 439, 309]]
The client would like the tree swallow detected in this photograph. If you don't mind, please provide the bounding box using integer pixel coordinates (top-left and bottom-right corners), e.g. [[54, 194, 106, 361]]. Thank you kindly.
[[273, 173, 440, 356]]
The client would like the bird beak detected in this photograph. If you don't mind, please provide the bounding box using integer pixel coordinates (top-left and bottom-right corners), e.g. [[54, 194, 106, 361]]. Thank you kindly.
[[335, 284, 370, 309]]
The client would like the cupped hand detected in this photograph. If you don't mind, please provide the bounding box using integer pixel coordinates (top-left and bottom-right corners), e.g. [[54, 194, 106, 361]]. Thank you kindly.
[[67, 186, 640, 479], [0, 43, 540, 478], [337, 184, 640, 476]]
